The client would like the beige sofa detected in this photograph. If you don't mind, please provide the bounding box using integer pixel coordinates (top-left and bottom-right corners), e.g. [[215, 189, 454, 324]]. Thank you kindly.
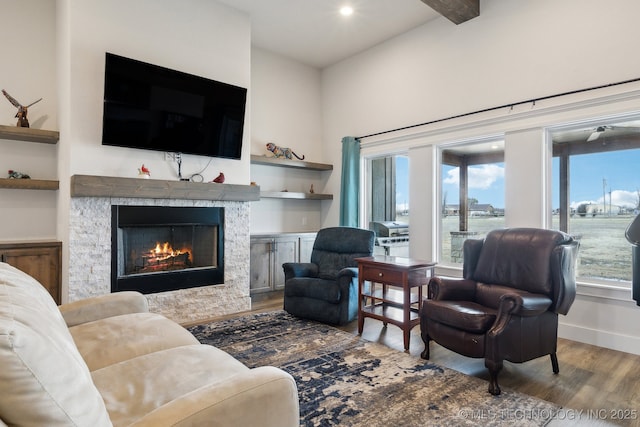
[[0, 262, 299, 426]]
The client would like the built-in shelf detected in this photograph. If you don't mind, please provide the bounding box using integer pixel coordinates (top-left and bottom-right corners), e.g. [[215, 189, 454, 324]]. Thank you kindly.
[[0, 178, 59, 191], [260, 191, 333, 200], [250, 155, 333, 171], [70, 174, 260, 202], [250, 154, 333, 200], [0, 124, 59, 144]]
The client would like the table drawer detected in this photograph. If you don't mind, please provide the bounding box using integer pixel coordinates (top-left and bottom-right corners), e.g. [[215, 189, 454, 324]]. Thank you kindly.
[[360, 265, 404, 284]]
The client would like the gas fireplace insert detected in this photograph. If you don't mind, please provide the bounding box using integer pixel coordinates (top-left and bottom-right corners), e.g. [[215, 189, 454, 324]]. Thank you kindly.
[[111, 205, 224, 294]]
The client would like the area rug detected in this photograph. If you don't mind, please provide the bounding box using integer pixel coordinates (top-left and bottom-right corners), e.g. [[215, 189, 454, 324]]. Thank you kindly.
[[188, 311, 558, 426]]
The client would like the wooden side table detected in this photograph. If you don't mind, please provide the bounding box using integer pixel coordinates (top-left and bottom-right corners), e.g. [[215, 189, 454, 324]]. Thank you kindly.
[[355, 255, 436, 351]]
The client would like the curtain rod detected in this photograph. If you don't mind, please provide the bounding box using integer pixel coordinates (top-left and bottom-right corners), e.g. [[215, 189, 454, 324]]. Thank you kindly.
[[356, 77, 640, 140]]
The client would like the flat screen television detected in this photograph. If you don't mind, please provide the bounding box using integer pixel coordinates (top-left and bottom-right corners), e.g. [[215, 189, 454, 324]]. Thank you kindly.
[[101, 52, 247, 159]]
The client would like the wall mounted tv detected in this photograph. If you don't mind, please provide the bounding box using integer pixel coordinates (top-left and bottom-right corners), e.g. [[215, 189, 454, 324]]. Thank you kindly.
[[101, 52, 247, 159]]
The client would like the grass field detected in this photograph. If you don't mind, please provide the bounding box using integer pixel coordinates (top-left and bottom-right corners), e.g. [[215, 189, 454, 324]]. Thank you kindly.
[[440, 215, 636, 284]]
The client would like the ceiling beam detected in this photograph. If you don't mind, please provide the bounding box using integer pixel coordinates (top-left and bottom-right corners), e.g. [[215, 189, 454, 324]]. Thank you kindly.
[[420, 0, 479, 25]]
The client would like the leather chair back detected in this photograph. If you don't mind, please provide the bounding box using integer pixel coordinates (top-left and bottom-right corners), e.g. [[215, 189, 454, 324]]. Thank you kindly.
[[464, 228, 578, 315]]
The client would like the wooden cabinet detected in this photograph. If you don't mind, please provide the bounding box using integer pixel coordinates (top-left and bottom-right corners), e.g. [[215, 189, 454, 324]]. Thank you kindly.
[[0, 241, 62, 304], [250, 233, 316, 294]]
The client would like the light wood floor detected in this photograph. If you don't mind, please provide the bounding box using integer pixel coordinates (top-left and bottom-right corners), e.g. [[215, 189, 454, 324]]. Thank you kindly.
[[201, 295, 640, 427]]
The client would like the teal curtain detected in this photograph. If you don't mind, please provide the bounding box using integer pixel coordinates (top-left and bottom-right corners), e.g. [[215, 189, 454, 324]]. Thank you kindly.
[[340, 136, 360, 227]]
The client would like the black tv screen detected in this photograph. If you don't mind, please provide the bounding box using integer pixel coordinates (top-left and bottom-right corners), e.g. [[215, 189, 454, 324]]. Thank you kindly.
[[101, 53, 247, 159]]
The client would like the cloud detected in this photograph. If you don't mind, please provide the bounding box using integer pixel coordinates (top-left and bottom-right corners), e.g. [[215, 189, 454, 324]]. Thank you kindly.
[[571, 190, 638, 209], [443, 164, 504, 190]]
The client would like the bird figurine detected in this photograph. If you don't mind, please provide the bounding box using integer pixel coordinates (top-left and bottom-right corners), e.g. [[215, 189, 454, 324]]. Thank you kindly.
[[138, 164, 150, 178], [212, 172, 225, 183], [7, 169, 30, 179], [2, 89, 42, 128]]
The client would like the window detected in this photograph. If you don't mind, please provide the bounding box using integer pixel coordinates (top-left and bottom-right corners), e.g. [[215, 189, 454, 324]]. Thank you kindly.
[[551, 118, 640, 285], [440, 139, 505, 264], [367, 154, 409, 257]]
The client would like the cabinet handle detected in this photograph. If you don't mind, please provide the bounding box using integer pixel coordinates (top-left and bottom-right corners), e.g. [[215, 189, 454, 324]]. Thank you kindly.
[[378, 272, 383, 277]]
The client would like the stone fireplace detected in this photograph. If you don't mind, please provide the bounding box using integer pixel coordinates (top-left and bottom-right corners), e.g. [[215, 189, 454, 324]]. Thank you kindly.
[[68, 175, 259, 324]]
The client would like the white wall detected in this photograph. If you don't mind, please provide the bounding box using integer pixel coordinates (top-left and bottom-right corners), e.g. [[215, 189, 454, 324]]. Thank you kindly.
[[60, 0, 251, 183], [53, 0, 251, 289], [0, 0, 58, 240], [249, 47, 327, 234], [321, 0, 640, 355]]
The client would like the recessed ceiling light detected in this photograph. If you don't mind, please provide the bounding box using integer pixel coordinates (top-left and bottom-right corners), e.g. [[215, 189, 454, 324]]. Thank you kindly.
[[340, 6, 354, 17]]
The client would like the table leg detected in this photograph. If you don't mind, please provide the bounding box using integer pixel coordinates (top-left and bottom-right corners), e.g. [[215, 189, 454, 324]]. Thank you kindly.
[[357, 276, 364, 334], [403, 282, 411, 351]]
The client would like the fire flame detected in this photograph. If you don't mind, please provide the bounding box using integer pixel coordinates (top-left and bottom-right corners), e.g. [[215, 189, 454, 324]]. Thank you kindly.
[[148, 242, 191, 263]]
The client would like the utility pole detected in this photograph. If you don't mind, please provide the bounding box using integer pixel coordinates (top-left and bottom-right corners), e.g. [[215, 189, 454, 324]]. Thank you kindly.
[[603, 178, 607, 216]]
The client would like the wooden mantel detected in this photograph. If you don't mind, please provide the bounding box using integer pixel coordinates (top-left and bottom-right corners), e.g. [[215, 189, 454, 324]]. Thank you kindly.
[[70, 175, 260, 202]]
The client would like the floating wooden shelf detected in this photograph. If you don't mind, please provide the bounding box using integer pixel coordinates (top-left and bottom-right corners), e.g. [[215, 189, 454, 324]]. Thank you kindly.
[[0, 178, 59, 191], [250, 155, 333, 171], [260, 191, 333, 200], [0, 125, 59, 144], [70, 174, 260, 202]]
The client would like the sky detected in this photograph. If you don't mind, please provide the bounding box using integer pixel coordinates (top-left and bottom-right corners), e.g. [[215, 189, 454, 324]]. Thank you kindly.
[[396, 150, 640, 210]]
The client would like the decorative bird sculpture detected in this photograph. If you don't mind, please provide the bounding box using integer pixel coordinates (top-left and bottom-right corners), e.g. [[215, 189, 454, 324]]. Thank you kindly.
[[138, 164, 150, 177], [212, 172, 225, 183], [2, 89, 42, 128]]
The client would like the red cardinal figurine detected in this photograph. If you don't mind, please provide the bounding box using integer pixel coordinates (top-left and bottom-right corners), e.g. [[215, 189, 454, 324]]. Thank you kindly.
[[138, 164, 150, 177], [212, 172, 225, 183]]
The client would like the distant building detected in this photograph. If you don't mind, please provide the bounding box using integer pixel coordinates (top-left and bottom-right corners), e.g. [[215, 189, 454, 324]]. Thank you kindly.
[[577, 203, 622, 216], [444, 203, 501, 216]]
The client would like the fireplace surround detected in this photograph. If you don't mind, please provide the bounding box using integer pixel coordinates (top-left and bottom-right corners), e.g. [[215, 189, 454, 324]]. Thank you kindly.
[[68, 174, 259, 324], [111, 205, 224, 294]]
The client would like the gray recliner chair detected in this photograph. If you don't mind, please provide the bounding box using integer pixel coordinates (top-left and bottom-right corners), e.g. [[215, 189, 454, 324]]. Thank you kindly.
[[283, 227, 375, 325]]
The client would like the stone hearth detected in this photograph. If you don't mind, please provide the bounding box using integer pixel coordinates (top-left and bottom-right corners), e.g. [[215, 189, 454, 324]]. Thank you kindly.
[[68, 175, 258, 324]]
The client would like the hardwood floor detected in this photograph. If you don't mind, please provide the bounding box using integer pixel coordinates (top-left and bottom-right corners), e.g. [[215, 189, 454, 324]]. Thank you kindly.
[[205, 295, 640, 427]]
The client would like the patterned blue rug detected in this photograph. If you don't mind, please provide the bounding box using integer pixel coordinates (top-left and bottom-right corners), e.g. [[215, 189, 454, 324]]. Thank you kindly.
[[188, 310, 557, 426]]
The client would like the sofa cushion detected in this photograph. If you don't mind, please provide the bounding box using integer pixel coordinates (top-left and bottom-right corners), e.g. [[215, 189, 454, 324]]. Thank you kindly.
[[92, 344, 249, 427], [425, 299, 497, 334], [0, 262, 111, 426], [70, 312, 199, 371]]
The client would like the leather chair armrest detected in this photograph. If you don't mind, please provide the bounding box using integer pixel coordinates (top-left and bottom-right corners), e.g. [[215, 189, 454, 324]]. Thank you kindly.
[[59, 291, 149, 327], [428, 277, 477, 301], [488, 292, 553, 339], [498, 292, 552, 317], [282, 262, 318, 281]]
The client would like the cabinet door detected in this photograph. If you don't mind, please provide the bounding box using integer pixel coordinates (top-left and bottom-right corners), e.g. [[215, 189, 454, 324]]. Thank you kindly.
[[272, 236, 299, 290], [2, 244, 61, 304], [250, 238, 273, 294], [299, 234, 316, 263]]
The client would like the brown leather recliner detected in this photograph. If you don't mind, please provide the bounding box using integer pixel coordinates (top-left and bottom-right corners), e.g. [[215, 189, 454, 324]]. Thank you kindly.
[[420, 228, 579, 395]]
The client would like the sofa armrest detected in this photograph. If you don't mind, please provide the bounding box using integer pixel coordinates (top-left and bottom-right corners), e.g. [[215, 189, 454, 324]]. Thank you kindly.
[[129, 366, 299, 427], [283, 262, 318, 281], [59, 291, 149, 327]]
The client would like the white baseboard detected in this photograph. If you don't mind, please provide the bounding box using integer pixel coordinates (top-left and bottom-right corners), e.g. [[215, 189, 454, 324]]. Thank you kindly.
[[559, 322, 640, 356]]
